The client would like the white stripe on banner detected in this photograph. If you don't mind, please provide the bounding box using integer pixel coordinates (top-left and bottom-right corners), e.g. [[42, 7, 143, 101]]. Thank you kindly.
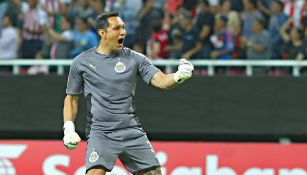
[[0, 144, 27, 158]]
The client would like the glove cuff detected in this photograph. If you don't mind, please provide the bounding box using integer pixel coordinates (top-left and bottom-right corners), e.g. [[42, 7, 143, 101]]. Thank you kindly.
[[174, 72, 183, 84], [64, 121, 75, 135]]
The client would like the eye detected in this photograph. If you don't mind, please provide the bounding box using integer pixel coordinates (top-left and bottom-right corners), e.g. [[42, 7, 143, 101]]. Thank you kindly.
[[113, 26, 119, 31]]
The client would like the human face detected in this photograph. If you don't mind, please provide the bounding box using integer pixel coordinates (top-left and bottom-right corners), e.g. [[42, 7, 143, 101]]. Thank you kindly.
[[2, 16, 10, 28], [252, 20, 262, 33], [222, 0, 231, 11], [214, 18, 224, 31], [61, 17, 70, 30], [28, 0, 38, 8], [99, 16, 126, 52], [75, 18, 87, 33], [243, 0, 252, 11], [271, 1, 282, 14]]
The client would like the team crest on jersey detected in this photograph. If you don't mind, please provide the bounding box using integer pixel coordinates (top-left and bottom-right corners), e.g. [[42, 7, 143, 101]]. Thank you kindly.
[[114, 60, 126, 73], [89, 149, 99, 163]]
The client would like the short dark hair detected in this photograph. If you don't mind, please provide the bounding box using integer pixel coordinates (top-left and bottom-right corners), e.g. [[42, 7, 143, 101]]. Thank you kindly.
[[3, 13, 14, 25], [248, 0, 257, 8], [95, 11, 119, 31]]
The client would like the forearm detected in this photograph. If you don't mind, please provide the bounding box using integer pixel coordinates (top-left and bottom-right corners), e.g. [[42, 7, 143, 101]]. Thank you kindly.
[[150, 71, 178, 90], [151, 72, 177, 90], [248, 43, 265, 53], [296, 53, 304, 60], [48, 29, 66, 41], [63, 95, 79, 122], [279, 22, 290, 42]]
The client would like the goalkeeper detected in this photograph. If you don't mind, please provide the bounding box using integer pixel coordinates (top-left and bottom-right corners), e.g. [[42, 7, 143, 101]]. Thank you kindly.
[[63, 12, 194, 175]]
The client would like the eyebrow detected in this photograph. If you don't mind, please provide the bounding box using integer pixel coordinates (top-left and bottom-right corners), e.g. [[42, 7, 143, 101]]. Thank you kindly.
[[113, 24, 125, 28]]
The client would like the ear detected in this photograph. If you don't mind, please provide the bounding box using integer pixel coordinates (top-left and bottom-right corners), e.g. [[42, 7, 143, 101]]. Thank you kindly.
[[98, 29, 106, 39]]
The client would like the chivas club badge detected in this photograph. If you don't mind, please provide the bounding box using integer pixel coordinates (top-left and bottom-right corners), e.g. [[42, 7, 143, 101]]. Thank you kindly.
[[89, 149, 99, 163], [114, 60, 126, 73]]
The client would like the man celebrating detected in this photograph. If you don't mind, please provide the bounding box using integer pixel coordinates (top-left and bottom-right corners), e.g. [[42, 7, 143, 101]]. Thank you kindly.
[[63, 12, 194, 175]]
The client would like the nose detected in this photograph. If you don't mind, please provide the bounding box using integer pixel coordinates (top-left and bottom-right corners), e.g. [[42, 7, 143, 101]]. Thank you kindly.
[[120, 28, 126, 36]]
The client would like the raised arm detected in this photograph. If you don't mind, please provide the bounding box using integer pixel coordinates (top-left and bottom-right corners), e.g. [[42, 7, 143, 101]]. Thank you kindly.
[[150, 59, 194, 90], [279, 18, 292, 43], [150, 71, 177, 89]]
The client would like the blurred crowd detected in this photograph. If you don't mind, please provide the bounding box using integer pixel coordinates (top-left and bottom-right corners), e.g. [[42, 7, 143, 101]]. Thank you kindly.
[[0, 0, 306, 75]]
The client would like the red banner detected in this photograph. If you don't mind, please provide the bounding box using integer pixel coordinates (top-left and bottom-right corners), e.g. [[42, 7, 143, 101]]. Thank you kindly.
[[0, 141, 306, 175]]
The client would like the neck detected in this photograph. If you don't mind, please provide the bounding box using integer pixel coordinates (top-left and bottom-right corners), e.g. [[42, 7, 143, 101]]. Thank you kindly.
[[96, 44, 119, 55]]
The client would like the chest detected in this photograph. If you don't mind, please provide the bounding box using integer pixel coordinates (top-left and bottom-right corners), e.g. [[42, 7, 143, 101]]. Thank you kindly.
[[82, 56, 138, 86]]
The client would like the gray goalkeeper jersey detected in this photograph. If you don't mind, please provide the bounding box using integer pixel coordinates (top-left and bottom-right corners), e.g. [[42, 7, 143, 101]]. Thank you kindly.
[[66, 47, 160, 137]]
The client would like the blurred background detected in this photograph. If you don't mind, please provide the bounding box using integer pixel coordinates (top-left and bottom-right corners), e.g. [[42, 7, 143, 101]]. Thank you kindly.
[[1, 0, 307, 174]]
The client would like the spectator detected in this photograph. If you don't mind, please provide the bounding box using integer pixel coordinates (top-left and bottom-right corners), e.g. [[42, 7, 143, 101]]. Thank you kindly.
[[167, 0, 183, 15], [75, 0, 93, 18], [241, 17, 271, 60], [210, 15, 235, 60], [66, 0, 79, 23], [28, 16, 74, 75], [257, 0, 272, 27], [208, 0, 220, 14], [0, 14, 19, 60], [0, 0, 8, 30], [218, 0, 242, 59], [146, 20, 169, 59], [269, 0, 288, 59], [21, 0, 48, 59], [40, 0, 61, 30], [230, 0, 243, 12], [5, 0, 29, 29], [164, 28, 182, 59], [182, 0, 199, 14], [88, 0, 105, 34], [179, 11, 202, 59], [195, 0, 214, 59], [136, 0, 164, 53], [241, 0, 263, 38], [219, 0, 241, 35], [280, 18, 305, 60], [70, 17, 99, 58], [45, 16, 74, 59], [283, 0, 305, 28], [89, 0, 105, 21]]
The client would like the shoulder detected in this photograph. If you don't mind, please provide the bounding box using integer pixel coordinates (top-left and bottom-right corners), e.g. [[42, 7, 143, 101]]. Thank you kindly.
[[4, 27, 17, 37], [73, 47, 96, 62], [126, 48, 145, 59], [122, 47, 150, 63], [120, 47, 132, 56]]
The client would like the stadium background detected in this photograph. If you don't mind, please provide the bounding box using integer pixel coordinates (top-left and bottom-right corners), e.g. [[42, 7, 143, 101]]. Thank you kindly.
[[1, 0, 307, 174]]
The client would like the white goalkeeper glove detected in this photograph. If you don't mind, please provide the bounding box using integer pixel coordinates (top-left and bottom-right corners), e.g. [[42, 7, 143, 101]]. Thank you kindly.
[[63, 121, 81, 150], [174, 59, 194, 83]]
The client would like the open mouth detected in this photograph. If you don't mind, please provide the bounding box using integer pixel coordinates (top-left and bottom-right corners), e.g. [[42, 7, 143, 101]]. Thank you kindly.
[[118, 38, 124, 45]]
